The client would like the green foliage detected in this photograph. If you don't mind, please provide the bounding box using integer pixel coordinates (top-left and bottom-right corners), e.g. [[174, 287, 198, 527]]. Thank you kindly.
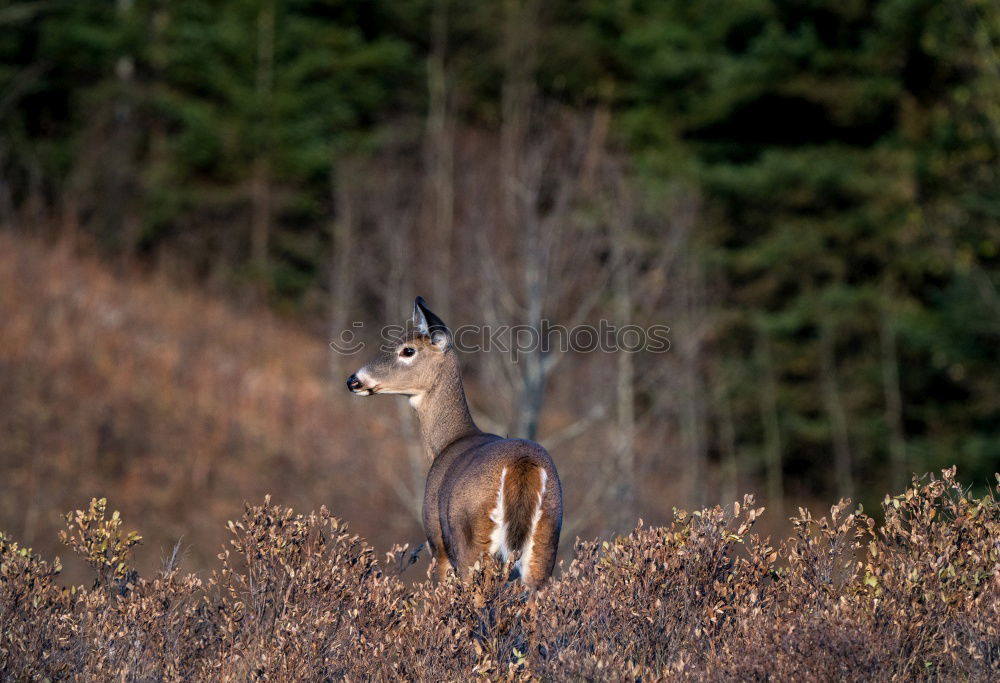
[[597, 0, 1000, 495]]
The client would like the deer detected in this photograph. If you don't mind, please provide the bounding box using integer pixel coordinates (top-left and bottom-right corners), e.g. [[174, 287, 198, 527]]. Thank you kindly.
[[346, 297, 562, 588]]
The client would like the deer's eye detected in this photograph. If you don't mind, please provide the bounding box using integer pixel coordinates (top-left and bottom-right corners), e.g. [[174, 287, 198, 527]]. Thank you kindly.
[[400, 347, 416, 358]]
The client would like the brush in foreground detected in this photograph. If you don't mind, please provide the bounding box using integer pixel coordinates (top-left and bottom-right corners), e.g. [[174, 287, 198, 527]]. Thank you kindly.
[[1, 468, 999, 680]]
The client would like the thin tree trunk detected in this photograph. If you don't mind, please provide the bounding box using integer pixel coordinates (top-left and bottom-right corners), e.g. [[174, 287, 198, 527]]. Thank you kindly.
[[716, 367, 740, 508], [513, 212, 545, 440], [251, 0, 275, 270], [148, 1, 169, 185], [819, 321, 854, 501], [499, 0, 537, 236], [515, 335, 546, 439], [756, 327, 784, 519], [115, 0, 140, 259], [329, 165, 356, 378], [610, 183, 635, 529], [514, 197, 547, 439], [425, 0, 455, 316], [679, 255, 707, 510], [384, 203, 424, 521], [251, 157, 272, 270], [679, 361, 707, 510], [501, 0, 545, 440], [880, 310, 907, 491]]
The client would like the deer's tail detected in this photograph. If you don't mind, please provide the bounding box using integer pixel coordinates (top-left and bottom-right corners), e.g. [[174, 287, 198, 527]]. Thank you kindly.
[[502, 458, 547, 573]]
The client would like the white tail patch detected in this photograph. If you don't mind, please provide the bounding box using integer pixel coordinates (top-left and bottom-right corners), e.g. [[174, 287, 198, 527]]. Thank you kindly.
[[488, 467, 508, 559], [516, 468, 547, 582]]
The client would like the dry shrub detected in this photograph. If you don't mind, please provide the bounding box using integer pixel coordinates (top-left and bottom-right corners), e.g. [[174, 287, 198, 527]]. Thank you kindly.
[[2, 468, 999, 680], [59, 497, 143, 595]]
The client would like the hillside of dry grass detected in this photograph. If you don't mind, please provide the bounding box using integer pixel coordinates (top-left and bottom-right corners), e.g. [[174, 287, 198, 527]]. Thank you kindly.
[[2, 469, 998, 680], [0, 233, 419, 582]]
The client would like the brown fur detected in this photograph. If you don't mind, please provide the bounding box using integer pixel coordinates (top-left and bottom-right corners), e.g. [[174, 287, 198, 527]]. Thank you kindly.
[[503, 457, 543, 551], [526, 509, 559, 582]]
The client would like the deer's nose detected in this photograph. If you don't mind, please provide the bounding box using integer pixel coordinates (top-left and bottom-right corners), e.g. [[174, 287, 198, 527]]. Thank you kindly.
[[346, 374, 363, 392]]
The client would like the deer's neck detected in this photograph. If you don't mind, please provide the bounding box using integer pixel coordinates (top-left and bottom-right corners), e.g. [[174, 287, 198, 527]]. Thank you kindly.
[[411, 358, 479, 459]]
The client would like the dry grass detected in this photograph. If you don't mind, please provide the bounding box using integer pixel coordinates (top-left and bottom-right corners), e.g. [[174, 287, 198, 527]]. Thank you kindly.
[[0, 233, 415, 580], [2, 468, 999, 680]]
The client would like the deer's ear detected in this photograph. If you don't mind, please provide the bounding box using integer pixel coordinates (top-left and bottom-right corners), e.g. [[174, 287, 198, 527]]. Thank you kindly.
[[412, 297, 431, 335], [414, 296, 452, 349], [429, 329, 450, 350]]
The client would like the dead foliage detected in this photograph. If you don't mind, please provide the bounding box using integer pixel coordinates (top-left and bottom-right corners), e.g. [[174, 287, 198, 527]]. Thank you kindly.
[[2, 468, 998, 680]]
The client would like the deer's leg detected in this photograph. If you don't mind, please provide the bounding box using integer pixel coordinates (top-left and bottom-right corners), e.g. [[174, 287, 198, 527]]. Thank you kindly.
[[426, 536, 453, 582], [451, 506, 497, 575], [434, 547, 452, 581], [521, 508, 559, 588]]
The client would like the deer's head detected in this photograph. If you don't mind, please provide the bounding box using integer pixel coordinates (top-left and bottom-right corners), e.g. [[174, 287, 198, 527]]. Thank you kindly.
[[346, 297, 454, 399]]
